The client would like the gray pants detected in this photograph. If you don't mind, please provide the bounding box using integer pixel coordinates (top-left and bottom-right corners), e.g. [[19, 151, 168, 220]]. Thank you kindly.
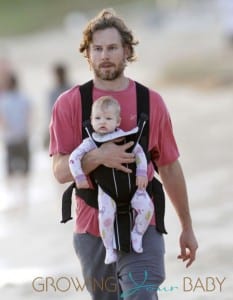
[[73, 226, 165, 300]]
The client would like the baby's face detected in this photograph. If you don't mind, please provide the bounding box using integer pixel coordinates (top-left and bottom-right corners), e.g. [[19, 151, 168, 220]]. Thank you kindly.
[[91, 107, 120, 134]]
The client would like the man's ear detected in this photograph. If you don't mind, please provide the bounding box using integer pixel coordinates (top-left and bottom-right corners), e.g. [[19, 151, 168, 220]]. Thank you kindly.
[[124, 45, 130, 61], [86, 49, 93, 69], [86, 47, 90, 58]]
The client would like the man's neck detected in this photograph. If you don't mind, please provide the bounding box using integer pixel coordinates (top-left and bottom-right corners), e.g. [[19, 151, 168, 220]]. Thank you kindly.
[[93, 76, 129, 91]]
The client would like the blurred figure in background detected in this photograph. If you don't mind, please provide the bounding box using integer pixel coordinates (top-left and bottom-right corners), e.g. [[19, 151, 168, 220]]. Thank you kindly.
[[0, 73, 31, 176], [44, 63, 71, 148], [0, 57, 12, 93], [49, 63, 71, 111], [217, 0, 233, 46]]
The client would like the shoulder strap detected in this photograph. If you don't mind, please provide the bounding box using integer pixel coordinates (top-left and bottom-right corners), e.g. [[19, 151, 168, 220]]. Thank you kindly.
[[79, 80, 94, 139], [135, 81, 150, 161], [136, 81, 149, 133]]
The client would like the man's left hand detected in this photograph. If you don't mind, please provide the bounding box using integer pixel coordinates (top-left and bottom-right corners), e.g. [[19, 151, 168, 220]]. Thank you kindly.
[[178, 227, 198, 268]]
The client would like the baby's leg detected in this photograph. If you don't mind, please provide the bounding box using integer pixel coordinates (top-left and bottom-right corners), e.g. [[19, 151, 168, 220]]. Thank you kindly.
[[131, 190, 154, 253], [98, 186, 117, 264]]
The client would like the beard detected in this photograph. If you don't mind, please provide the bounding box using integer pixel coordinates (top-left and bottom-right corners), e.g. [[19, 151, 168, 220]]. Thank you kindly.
[[92, 60, 126, 81]]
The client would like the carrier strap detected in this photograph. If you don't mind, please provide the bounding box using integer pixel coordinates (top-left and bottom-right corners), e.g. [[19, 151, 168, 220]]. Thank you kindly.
[[80, 80, 94, 140], [136, 81, 150, 161], [61, 80, 167, 239]]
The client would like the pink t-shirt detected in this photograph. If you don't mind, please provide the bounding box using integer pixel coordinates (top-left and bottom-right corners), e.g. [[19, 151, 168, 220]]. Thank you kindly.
[[49, 79, 179, 235]]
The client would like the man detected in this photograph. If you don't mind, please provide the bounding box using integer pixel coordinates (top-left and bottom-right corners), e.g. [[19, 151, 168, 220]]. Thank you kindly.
[[44, 63, 71, 148], [49, 8, 198, 300], [0, 73, 31, 176]]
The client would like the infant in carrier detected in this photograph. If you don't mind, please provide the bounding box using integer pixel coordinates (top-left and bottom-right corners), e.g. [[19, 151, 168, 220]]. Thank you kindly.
[[69, 95, 154, 264]]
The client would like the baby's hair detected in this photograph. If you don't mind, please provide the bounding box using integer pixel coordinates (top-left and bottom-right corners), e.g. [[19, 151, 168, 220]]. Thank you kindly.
[[92, 96, 121, 117]]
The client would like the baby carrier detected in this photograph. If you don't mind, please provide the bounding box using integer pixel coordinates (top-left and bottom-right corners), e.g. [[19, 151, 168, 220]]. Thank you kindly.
[[61, 80, 167, 252]]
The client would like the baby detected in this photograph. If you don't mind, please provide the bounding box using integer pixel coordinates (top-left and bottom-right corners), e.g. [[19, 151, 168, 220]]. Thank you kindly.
[[69, 96, 154, 264]]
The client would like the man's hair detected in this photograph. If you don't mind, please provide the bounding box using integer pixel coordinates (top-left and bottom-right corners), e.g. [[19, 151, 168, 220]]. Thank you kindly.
[[79, 8, 138, 62], [92, 95, 121, 117]]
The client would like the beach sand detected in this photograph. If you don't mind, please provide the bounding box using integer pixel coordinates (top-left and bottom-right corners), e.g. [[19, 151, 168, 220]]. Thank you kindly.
[[0, 4, 232, 300]]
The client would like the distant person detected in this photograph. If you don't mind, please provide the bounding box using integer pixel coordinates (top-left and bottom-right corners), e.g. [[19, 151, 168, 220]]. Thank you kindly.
[[69, 95, 154, 264], [44, 63, 71, 148], [0, 73, 31, 176], [49, 63, 71, 111], [218, 0, 233, 46], [0, 57, 12, 93]]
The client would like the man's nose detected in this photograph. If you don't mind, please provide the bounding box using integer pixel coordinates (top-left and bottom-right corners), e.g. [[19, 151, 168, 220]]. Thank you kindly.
[[101, 49, 109, 59]]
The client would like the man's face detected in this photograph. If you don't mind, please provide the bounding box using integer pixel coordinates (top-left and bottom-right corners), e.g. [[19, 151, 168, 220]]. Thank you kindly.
[[88, 27, 129, 81]]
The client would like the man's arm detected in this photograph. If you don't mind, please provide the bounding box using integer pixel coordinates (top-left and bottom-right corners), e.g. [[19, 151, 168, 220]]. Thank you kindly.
[[52, 154, 73, 183], [52, 140, 136, 183], [158, 159, 198, 267], [82, 140, 136, 175]]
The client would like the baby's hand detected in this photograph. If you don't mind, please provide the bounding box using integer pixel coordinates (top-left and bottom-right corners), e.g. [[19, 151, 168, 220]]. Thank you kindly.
[[76, 180, 89, 189], [136, 176, 148, 190]]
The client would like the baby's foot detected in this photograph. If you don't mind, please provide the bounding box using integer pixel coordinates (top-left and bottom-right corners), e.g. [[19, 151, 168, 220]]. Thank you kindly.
[[131, 231, 143, 253], [105, 249, 117, 264]]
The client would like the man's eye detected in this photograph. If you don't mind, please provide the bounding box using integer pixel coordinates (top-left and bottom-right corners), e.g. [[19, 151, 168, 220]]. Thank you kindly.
[[94, 47, 102, 51]]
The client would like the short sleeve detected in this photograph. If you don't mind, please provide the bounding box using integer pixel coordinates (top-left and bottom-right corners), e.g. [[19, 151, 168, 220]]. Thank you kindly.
[[149, 90, 179, 166], [49, 87, 82, 156]]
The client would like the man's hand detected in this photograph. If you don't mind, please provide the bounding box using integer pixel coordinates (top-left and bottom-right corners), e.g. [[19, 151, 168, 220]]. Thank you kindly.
[[178, 227, 198, 268], [158, 160, 198, 268], [100, 141, 135, 173]]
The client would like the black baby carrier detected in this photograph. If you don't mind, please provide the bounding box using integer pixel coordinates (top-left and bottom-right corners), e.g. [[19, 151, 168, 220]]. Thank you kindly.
[[61, 80, 167, 252]]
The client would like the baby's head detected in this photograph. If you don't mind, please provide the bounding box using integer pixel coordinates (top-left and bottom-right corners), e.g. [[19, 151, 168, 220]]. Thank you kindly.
[[91, 96, 121, 134]]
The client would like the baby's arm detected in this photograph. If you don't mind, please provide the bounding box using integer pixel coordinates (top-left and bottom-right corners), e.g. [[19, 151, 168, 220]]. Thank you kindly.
[[69, 138, 96, 189], [133, 143, 148, 189]]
